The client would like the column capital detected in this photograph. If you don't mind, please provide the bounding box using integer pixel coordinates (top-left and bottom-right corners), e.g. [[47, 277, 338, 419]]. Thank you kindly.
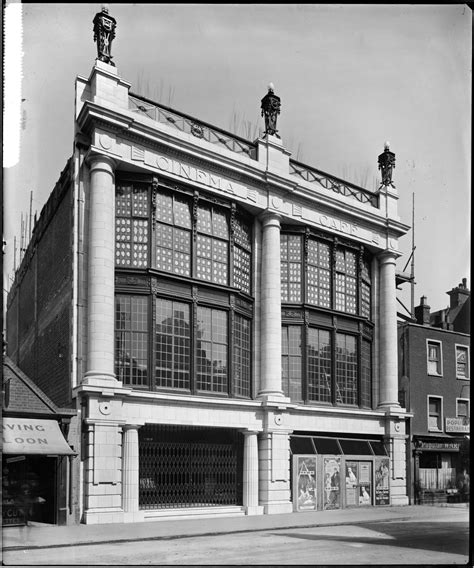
[[122, 422, 144, 431], [240, 429, 261, 437], [259, 210, 282, 227], [88, 152, 117, 175], [377, 249, 401, 264]]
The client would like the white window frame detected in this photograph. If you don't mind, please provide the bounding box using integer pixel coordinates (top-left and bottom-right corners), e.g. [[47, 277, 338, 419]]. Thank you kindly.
[[426, 339, 443, 377], [456, 398, 470, 419], [427, 395, 443, 432], [455, 344, 470, 380]]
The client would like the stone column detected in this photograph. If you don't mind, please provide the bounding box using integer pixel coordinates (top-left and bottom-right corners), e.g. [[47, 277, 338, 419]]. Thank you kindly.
[[378, 250, 400, 408], [259, 212, 284, 398], [242, 430, 263, 516], [122, 424, 141, 517], [84, 154, 118, 386]]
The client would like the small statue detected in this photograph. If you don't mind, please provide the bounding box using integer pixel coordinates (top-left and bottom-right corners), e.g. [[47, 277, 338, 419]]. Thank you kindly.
[[93, 6, 117, 66], [378, 142, 396, 189], [261, 83, 281, 138]]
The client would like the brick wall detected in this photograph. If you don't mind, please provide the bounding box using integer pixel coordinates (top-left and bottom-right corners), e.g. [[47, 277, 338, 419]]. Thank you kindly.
[[6, 160, 74, 409]]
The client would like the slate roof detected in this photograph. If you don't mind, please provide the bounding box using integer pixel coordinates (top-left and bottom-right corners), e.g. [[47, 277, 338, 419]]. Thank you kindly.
[[2, 356, 76, 418]]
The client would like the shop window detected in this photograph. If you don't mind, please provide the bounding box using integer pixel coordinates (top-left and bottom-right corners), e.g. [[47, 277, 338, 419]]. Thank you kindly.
[[428, 396, 443, 431], [427, 340, 442, 376], [233, 314, 252, 397], [455, 345, 469, 379]]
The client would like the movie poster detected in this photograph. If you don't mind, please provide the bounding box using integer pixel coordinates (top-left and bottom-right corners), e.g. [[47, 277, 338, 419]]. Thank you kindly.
[[323, 457, 341, 510], [375, 458, 390, 505], [296, 457, 317, 511]]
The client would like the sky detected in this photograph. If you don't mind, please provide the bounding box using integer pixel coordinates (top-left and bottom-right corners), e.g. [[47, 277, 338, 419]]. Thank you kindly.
[[3, 3, 471, 314]]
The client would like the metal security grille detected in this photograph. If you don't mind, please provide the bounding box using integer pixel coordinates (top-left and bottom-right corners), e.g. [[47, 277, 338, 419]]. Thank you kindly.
[[139, 426, 242, 509]]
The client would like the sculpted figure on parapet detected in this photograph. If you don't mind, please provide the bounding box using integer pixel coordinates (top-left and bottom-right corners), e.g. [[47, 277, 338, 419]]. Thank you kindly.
[[93, 6, 117, 66]]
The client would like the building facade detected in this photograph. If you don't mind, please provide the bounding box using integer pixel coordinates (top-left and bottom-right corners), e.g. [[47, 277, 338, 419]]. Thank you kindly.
[[2, 357, 77, 526], [398, 284, 470, 505], [6, 9, 411, 524]]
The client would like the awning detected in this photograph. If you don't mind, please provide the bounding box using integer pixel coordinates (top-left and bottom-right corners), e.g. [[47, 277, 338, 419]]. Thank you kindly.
[[2, 418, 76, 455]]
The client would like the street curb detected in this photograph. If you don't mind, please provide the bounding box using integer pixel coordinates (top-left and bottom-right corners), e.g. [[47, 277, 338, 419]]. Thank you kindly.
[[2, 516, 415, 552]]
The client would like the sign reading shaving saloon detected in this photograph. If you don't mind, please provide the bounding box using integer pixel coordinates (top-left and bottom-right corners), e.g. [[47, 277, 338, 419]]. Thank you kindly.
[[2, 418, 75, 455]]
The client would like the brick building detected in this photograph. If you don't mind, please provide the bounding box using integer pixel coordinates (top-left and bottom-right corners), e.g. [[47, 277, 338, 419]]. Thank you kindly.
[[6, 8, 411, 524], [398, 281, 470, 504], [2, 357, 76, 526]]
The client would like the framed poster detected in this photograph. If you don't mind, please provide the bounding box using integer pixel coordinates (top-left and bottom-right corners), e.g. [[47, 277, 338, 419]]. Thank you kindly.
[[323, 457, 341, 510], [294, 456, 317, 511], [358, 462, 372, 505], [375, 458, 390, 505], [345, 460, 358, 506]]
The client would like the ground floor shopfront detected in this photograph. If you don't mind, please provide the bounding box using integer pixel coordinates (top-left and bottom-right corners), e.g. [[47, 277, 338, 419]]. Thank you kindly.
[[2, 418, 76, 526], [79, 389, 410, 524], [413, 435, 470, 504]]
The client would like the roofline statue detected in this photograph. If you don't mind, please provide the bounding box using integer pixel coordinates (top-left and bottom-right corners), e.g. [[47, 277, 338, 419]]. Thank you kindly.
[[93, 6, 117, 66]]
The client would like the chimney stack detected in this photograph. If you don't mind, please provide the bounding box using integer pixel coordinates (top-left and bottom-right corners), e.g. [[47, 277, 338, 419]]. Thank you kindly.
[[447, 278, 470, 310], [415, 295, 431, 326]]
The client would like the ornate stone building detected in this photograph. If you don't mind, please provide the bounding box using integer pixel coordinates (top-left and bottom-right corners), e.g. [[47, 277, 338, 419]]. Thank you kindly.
[[6, 9, 411, 524]]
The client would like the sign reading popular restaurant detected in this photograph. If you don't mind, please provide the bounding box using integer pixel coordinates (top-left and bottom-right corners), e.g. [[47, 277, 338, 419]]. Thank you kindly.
[[445, 417, 470, 434]]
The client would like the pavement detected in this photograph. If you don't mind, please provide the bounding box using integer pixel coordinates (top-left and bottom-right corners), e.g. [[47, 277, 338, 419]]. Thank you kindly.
[[1, 502, 469, 553]]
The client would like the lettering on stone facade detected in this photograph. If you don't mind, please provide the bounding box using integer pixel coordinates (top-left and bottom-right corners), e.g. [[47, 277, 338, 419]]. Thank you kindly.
[[319, 214, 357, 236]]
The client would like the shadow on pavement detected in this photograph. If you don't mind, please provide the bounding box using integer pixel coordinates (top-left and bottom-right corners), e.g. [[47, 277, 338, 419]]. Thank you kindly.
[[272, 521, 470, 557]]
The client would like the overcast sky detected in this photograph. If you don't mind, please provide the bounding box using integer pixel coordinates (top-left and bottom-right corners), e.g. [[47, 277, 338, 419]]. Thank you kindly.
[[3, 3, 471, 313]]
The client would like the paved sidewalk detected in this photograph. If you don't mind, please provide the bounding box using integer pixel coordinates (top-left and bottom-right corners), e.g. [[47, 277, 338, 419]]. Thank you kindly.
[[2, 504, 468, 552]]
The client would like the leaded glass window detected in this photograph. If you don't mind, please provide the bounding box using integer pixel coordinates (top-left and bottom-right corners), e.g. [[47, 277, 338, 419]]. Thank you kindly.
[[307, 328, 332, 402], [307, 239, 331, 308], [361, 338, 372, 408], [361, 257, 372, 319], [281, 326, 302, 401], [156, 192, 192, 276], [115, 295, 149, 386], [336, 333, 358, 405], [233, 217, 252, 294], [234, 314, 251, 397], [281, 235, 302, 302], [155, 298, 191, 390], [196, 205, 229, 285], [116, 185, 149, 267], [196, 307, 228, 393], [335, 249, 357, 314]]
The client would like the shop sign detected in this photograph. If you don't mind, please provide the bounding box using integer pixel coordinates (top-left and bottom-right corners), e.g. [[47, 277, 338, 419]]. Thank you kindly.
[[2, 500, 26, 526], [418, 440, 461, 451], [445, 417, 470, 433]]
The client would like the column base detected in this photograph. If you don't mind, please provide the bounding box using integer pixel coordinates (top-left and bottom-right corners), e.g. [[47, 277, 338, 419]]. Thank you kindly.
[[82, 507, 124, 524], [257, 393, 291, 405], [263, 501, 293, 515], [245, 505, 264, 516], [82, 371, 121, 388], [390, 495, 409, 506]]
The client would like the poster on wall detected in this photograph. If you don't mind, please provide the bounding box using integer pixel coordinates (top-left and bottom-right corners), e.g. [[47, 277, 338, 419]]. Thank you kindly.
[[345, 461, 358, 506], [323, 457, 341, 510], [358, 462, 372, 505], [296, 457, 317, 511], [375, 458, 390, 505]]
